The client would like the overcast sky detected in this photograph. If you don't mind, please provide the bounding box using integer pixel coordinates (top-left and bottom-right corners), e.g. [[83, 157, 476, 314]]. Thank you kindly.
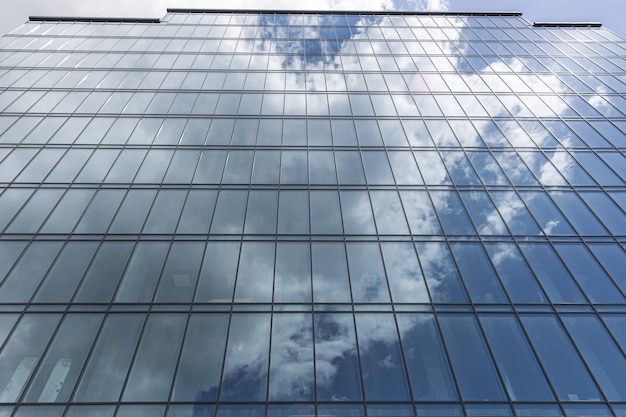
[[1, 0, 625, 38]]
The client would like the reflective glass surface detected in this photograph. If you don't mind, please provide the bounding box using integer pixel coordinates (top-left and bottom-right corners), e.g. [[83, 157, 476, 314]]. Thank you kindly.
[[1, 10, 626, 417]]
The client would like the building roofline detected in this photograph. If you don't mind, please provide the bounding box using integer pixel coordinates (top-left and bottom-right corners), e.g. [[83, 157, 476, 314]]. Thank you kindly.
[[29, 16, 161, 24], [166, 8, 523, 17], [533, 21, 602, 28]]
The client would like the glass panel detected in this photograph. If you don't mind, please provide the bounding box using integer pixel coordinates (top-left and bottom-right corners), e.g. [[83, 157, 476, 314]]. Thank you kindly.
[[340, 191, 376, 235], [114, 242, 169, 303], [268, 314, 314, 400], [24, 314, 102, 403], [314, 313, 362, 401], [244, 190, 278, 234], [396, 314, 458, 401], [0, 241, 63, 303], [251, 150, 280, 184], [355, 314, 410, 401], [519, 243, 586, 304], [74, 242, 134, 303], [430, 191, 475, 235], [220, 313, 270, 401], [33, 241, 99, 303], [369, 191, 409, 235], [554, 243, 623, 303], [234, 242, 274, 303], [346, 243, 390, 303], [123, 314, 186, 401], [74, 314, 145, 402], [520, 314, 601, 401], [195, 242, 240, 303], [274, 242, 311, 302], [587, 243, 626, 295], [210, 190, 247, 234], [380, 242, 429, 303], [480, 315, 554, 401], [0, 314, 61, 402], [449, 243, 508, 304], [562, 315, 626, 401], [399, 191, 441, 235], [108, 189, 157, 234], [483, 243, 547, 304], [310, 190, 342, 234], [438, 314, 506, 401], [311, 242, 351, 303], [154, 242, 205, 303], [0, 189, 33, 232], [176, 190, 217, 234], [74, 189, 125, 233], [415, 242, 468, 303], [172, 314, 229, 401], [142, 189, 186, 234], [5, 188, 64, 233]]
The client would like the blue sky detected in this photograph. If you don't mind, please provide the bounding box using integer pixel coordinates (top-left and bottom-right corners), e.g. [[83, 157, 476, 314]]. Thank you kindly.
[[1, 0, 625, 38]]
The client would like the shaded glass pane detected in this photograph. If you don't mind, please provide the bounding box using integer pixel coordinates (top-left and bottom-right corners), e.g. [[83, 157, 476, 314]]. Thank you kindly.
[[269, 314, 314, 401], [315, 313, 362, 401], [480, 315, 554, 401], [25, 314, 102, 403], [438, 314, 506, 401], [172, 314, 229, 401], [154, 242, 205, 303], [0, 314, 61, 402], [355, 314, 410, 401], [74, 314, 145, 402], [396, 314, 457, 401], [123, 314, 186, 401], [521, 314, 601, 401], [220, 314, 270, 401]]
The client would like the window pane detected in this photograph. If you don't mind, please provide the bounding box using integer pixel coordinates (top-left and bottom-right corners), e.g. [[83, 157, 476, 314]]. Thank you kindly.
[[123, 314, 186, 401], [74, 314, 145, 402], [172, 314, 229, 401], [480, 315, 554, 401], [396, 314, 457, 401], [355, 314, 410, 401], [0, 314, 61, 402], [438, 314, 506, 401], [220, 314, 270, 401], [315, 313, 362, 401], [154, 242, 205, 303], [25, 314, 103, 403], [269, 314, 314, 401], [521, 314, 601, 401]]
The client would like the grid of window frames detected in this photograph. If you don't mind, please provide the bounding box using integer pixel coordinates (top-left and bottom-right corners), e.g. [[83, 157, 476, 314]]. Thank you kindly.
[[0, 10, 626, 417]]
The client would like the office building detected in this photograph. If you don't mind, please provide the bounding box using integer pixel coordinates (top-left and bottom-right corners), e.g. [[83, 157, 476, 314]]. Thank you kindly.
[[0, 8, 626, 417]]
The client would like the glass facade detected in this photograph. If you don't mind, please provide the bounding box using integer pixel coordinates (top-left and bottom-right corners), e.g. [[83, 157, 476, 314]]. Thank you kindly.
[[0, 9, 625, 417]]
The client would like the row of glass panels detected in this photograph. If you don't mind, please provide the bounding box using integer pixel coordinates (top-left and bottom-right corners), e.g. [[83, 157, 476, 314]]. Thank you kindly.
[[3, 47, 626, 79], [4, 30, 622, 56], [1, 238, 625, 304], [2, 68, 626, 97], [4, 66, 625, 98], [2, 115, 624, 151], [2, 184, 626, 234], [1, 92, 622, 123], [3, 145, 626, 189], [0, 311, 625, 404]]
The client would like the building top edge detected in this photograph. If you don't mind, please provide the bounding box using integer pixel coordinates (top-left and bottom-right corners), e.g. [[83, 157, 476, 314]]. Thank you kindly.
[[28, 16, 161, 23], [166, 8, 523, 16], [533, 21, 602, 27]]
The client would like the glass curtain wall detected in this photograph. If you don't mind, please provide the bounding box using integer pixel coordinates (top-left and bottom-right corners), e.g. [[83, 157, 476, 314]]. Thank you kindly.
[[0, 9, 625, 417]]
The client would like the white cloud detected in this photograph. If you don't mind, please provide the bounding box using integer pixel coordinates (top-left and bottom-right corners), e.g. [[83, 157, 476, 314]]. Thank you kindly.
[[407, 0, 450, 10]]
